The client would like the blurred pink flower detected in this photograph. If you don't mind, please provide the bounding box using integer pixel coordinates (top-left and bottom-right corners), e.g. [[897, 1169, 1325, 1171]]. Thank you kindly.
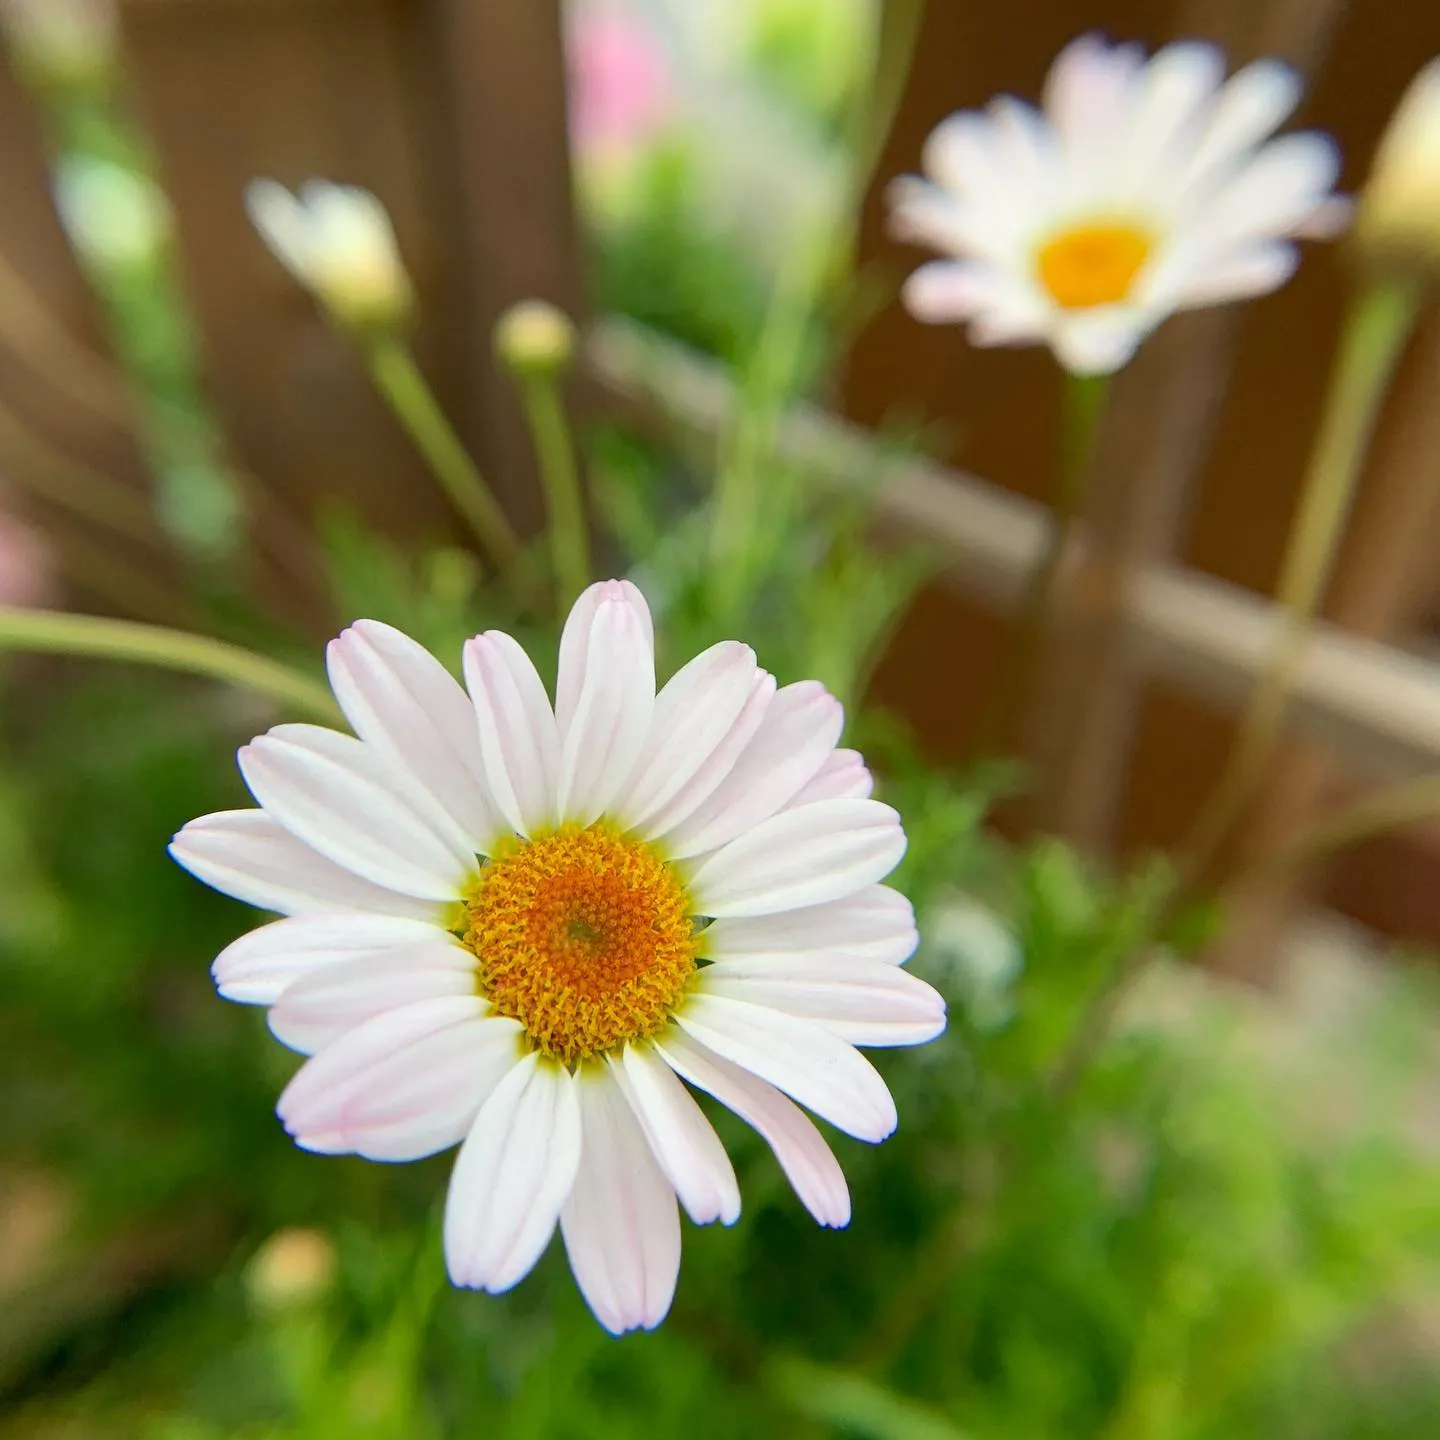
[[0, 509, 52, 608], [567, 8, 673, 157]]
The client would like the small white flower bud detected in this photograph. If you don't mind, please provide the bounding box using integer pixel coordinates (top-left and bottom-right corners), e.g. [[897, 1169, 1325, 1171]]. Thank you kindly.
[[1356, 59, 1440, 268], [245, 179, 412, 331], [494, 299, 577, 378]]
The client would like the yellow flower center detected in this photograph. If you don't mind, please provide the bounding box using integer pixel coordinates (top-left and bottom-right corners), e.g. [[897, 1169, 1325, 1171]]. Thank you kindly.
[[1035, 221, 1153, 309], [463, 825, 698, 1066]]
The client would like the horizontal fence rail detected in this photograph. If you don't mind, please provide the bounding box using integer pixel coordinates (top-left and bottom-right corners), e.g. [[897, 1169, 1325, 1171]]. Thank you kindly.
[[586, 315, 1440, 786]]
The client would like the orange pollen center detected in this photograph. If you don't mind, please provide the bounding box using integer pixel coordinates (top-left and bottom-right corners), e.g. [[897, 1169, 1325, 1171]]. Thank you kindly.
[[1035, 221, 1152, 309], [463, 824, 698, 1065]]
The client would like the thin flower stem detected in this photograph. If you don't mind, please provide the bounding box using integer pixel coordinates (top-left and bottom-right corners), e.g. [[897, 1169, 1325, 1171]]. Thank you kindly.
[[971, 371, 1109, 757], [519, 373, 590, 613], [363, 338, 522, 577], [0, 607, 340, 721], [1259, 773, 1440, 877], [1175, 277, 1422, 890]]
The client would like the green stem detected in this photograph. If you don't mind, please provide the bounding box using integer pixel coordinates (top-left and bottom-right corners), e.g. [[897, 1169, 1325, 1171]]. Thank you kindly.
[[519, 373, 590, 613], [0, 607, 340, 721], [1175, 277, 1422, 889], [847, 0, 928, 202], [971, 371, 1110, 758], [1261, 773, 1440, 877], [363, 338, 523, 576]]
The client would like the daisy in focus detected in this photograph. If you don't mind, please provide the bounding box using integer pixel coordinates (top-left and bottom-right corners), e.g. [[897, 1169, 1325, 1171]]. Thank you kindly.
[[888, 33, 1345, 374], [170, 581, 944, 1335]]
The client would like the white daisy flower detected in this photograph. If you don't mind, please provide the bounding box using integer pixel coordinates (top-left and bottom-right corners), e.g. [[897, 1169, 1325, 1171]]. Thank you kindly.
[[170, 581, 944, 1335], [888, 33, 1344, 374], [245, 178, 412, 329]]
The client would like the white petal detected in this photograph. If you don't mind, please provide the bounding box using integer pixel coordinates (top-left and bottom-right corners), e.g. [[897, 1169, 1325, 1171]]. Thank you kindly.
[[556, 593, 655, 826], [1158, 240, 1298, 309], [1194, 132, 1341, 247], [921, 109, 1003, 196], [662, 682, 844, 860], [704, 885, 919, 966], [1117, 41, 1225, 196], [463, 632, 560, 837], [1050, 307, 1148, 375], [326, 620, 502, 850], [244, 180, 310, 279], [687, 799, 906, 919], [701, 957, 946, 1048], [555, 580, 654, 738], [632, 669, 776, 841], [239, 725, 474, 900], [656, 1030, 851, 1227], [268, 939, 477, 1053], [444, 1055, 582, 1293], [887, 176, 1022, 264], [675, 994, 897, 1142], [561, 1066, 680, 1334], [211, 913, 449, 1004], [1044, 33, 1145, 163], [1184, 59, 1301, 188], [169, 810, 439, 921], [277, 996, 505, 1160], [614, 1046, 739, 1225], [902, 260, 1002, 324], [615, 641, 762, 829], [784, 749, 873, 807]]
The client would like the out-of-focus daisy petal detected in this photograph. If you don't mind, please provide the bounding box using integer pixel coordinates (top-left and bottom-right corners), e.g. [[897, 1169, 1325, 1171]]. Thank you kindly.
[[1050, 307, 1148, 376], [1184, 59, 1301, 185]]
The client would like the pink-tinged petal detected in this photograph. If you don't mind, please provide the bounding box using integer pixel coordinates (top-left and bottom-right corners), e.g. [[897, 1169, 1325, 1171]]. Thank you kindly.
[[326, 620, 502, 850], [784, 749, 873, 807], [675, 994, 896, 1142], [560, 1065, 680, 1335], [662, 682, 844, 860], [615, 641, 763, 829], [211, 913, 449, 1004], [267, 939, 477, 1053], [656, 1029, 850, 1227], [1043, 32, 1145, 160], [704, 885, 919, 967], [277, 996, 505, 1160], [169, 810, 440, 921], [633, 669, 776, 841], [555, 579, 654, 738], [613, 1046, 739, 1225], [556, 594, 655, 826], [463, 632, 560, 838], [687, 799, 906, 919], [239, 725, 474, 900], [445, 1055, 581, 1293], [701, 956, 946, 1048]]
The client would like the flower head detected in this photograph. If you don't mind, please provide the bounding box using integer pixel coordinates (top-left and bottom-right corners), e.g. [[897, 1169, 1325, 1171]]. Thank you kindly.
[[170, 581, 944, 1334], [245, 179, 412, 330], [889, 34, 1343, 374], [1356, 59, 1440, 270]]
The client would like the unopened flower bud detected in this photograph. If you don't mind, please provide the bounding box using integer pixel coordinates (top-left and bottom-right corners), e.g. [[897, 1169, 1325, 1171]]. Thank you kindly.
[[245, 1227, 336, 1311], [0, 0, 118, 92], [245, 179, 412, 331], [1356, 59, 1440, 270], [494, 299, 576, 378]]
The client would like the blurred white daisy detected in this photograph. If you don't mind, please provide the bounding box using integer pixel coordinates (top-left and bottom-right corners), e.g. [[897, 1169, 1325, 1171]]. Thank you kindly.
[[245, 179, 412, 329], [889, 33, 1345, 374], [171, 580, 943, 1335]]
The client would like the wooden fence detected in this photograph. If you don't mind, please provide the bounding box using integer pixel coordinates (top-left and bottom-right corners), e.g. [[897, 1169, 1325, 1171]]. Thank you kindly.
[[4, 0, 1440, 969]]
